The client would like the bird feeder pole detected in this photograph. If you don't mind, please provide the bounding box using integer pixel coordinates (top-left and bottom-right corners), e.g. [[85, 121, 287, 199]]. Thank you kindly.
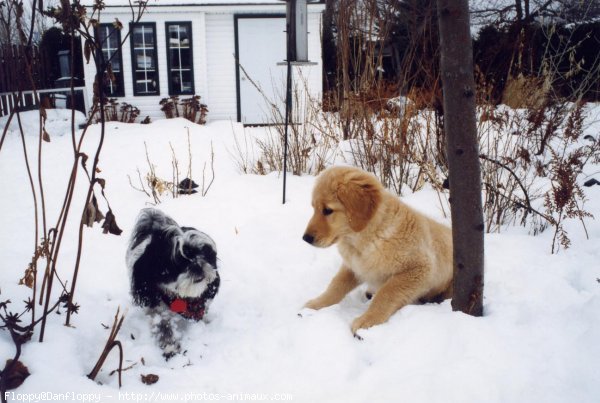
[[279, 0, 316, 204]]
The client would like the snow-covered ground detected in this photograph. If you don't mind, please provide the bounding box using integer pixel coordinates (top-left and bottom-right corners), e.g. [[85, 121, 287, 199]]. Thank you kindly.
[[1, 110, 599, 403]]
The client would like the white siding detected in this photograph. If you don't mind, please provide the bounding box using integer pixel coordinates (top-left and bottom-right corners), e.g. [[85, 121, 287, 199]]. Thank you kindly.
[[84, 10, 208, 122], [85, 10, 206, 121], [205, 13, 238, 121], [82, 5, 324, 123]]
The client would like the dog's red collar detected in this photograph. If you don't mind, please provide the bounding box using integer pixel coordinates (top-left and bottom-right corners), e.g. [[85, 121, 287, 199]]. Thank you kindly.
[[164, 296, 206, 321]]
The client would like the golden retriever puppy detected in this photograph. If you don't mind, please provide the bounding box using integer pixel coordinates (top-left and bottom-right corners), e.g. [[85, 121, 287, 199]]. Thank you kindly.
[[302, 166, 453, 334]]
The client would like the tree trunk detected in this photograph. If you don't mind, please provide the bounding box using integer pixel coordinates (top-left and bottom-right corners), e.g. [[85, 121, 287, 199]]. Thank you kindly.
[[515, 0, 524, 23], [436, 0, 485, 316]]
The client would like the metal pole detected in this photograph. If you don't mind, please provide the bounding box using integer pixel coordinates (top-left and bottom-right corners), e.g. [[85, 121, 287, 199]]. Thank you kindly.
[[282, 5, 294, 204], [282, 59, 292, 204]]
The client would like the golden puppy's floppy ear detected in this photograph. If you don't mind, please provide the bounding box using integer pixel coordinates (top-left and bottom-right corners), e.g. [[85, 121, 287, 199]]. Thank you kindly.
[[336, 171, 382, 232]]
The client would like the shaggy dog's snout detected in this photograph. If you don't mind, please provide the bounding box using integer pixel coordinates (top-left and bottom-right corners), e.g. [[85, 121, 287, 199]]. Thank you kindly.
[[302, 233, 315, 245]]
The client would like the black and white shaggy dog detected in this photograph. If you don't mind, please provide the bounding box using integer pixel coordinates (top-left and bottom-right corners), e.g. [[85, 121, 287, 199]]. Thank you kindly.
[[126, 208, 219, 358]]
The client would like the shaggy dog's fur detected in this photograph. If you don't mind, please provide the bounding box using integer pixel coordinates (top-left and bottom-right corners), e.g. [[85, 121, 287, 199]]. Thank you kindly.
[[126, 208, 219, 358], [302, 166, 453, 334]]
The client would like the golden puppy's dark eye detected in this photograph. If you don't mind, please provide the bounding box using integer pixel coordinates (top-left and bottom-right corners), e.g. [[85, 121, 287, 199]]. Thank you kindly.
[[322, 207, 333, 216]]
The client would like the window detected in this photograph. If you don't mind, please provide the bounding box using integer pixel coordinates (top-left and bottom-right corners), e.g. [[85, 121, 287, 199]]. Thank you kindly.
[[97, 24, 125, 97], [166, 22, 194, 95], [130, 23, 159, 95]]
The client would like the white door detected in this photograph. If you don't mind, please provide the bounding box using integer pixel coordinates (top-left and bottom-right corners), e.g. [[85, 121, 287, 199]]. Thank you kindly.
[[237, 17, 287, 124]]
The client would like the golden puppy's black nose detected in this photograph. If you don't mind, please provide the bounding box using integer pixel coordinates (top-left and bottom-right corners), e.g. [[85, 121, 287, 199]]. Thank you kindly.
[[303, 233, 315, 245]]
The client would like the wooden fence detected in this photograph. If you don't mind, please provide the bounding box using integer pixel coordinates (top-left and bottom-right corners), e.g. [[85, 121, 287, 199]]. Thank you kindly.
[[0, 45, 88, 117], [0, 44, 54, 93]]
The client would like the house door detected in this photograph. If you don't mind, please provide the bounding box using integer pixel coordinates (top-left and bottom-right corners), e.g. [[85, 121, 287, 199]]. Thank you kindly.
[[236, 16, 286, 125]]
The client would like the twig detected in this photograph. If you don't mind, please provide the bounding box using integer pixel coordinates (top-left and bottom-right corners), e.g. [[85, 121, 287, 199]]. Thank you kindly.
[[127, 169, 151, 197], [479, 154, 553, 223], [169, 142, 180, 198], [88, 308, 126, 387], [482, 181, 553, 225], [109, 362, 137, 376], [186, 128, 192, 192], [202, 142, 215, 197]]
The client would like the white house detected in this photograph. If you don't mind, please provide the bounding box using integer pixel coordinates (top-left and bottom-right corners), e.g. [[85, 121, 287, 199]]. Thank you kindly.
[[82, 0, 324, 124]]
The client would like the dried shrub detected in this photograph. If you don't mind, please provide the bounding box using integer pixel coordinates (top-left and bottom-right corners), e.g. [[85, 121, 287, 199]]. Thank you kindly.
[[250, 76, 338, 176], [180, 96, 208, 125], [501, 74, 549, 109], [477, 100, 598, 252], [160, 95, 208, 125], [159, 96, 179, 119], [128, 136, 214, 204], [89, 99, 140, 123]]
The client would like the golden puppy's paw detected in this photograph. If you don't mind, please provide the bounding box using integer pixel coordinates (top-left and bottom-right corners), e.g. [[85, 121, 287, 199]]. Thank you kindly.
[[351, 312, 384, 334], [303, 297, 328, 310]]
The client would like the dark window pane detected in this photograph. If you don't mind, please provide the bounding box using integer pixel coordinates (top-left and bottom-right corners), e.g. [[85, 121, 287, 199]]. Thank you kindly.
[[111, 59, 121, 72], [166, 22, 194, 95], [181, 71, 193, 92], [180, 49, 191, 69], [131, 23, 159, 95], [144, 49, 156, 67], [180, 31, 190, 44], [169, 25, 179, 38], [135, 71, 157, 93], [144, 30, 154, 45], [99, 24, 124, 97], [170, 50, 181, 68], [133, 31, 144, 47], [170, 72, 181, 90]]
